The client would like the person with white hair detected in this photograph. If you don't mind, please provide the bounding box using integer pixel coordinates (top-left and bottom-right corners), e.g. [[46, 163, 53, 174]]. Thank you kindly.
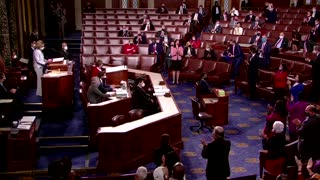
[[135, 166, 148, 180], [153, 155, 169, 180], [201, 126, 231, 180]]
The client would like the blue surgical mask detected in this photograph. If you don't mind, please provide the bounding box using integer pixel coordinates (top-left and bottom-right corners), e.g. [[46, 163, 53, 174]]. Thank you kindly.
[[261, 38, 267, 43]]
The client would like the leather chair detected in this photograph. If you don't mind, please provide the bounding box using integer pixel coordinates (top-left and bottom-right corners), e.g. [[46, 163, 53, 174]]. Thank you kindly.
[[118, 20, 128, 25], [117, 14, 126, 19], [109, 45, 122, 54], [125, 55, 140, 69], [129, 20, 139, 25], [81, 55, 95, 65], [177, 26, 188, 35], [173, 20, 184, 26], [108, 38, 121, 45], [292, 61, 306, 75], [96, 31, 108, 38], [180, 58, 203, 82], [269, 57, 282, 71], [238, 35, 251, 44], [96, 55, 111, 64], [138, 45, 149, 55], [281, 59, 294, 72], [207, 62, 231, 86], [196, 48, 206, 59], [95, 14, 105, 19], [83, 19, 94, 25], [201, 60, 216, 74], [111, 115, 127, 127], [128, 109, 144, 122], [82, 45, 94, 54], [107, 31, 118, 38], [264, 24, 276, 31], [96, 19, 106, 25], [256, 70, 275, 102], [96, 25, 107, 31], [214, 34, 226, 43], [140, 55, 156, 71], [222, 27, 233, 35], [83, 25, 94, 31], [190, 97, 213, 133], [95, 45, 109, 55], [83, 38, 94, 44], [106, 20, 117, 25], [201, 33, 214, 41], [220, 21, 229, 28], [170, 32, 182, 41], [275, 24, 288, 31], [84, 14, 94, 19], [106, 25, 117, 31], [111, 56, 125, 66]]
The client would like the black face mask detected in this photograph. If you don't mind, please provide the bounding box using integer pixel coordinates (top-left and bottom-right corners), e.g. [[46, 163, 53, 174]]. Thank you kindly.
[[257, 33, 261, 36]]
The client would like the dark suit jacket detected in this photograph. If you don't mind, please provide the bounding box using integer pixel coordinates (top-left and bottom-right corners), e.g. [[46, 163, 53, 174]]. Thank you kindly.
[[156, 7, 168, 14], [250, 35, 261, 44], [202, 138, 231, 179], [244, 14, 256, 22], [306, 17, 315, 26], [132, 86, 154, 111], [211, 5, 222, 17], [183, 47, 196, 57], [257, 41, 272, 66], [211, 25, 222, 33], [59, 49, 72, 60], [133, 35, 147, 44], [266, 10, 278, 23], [198, 79, 211, 95], [175, 7, 188, 14], [29, 33, 38, 43], [266, 133, 286, 159], [148, 43, 164, 55], [0, 83, 10, 99], [203, 49, 216, 60], [231, 44, 244, 61], [298, 115, 320, 160], [310, 54, 320, 86], [248, 53, 260, 81], [273, 37, 289, 49], [140, 23, 155, 31], [117, 30, 131, 37]]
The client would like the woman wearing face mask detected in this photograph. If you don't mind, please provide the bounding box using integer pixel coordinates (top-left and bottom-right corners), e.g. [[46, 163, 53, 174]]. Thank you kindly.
[[287, 74, 304, 103], [273, 63, 289, 102], [170, 40, 184, 84], [190, 36, 201, 49], [33, 40, 52, 96]]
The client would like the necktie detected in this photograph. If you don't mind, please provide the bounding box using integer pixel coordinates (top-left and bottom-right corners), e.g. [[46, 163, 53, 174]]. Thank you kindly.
[[154, 44, 157, 53], [233, 45, 235, 55], [0, 83, 7, 92], [275, 38, 283, 48], [262, 43, 266, 52], [304, 41, 307, 52]]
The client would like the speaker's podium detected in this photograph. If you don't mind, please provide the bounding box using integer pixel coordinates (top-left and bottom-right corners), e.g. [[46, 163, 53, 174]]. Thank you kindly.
[[42, 69, 74, 115], [197, 87, 229, 126]]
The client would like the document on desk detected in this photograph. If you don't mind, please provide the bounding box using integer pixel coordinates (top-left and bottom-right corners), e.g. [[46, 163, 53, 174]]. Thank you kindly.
[[19, 116, 35, 124], [0, 99, 13, 103], [52, 57, 64, 62], [17, 124, 31, 130]]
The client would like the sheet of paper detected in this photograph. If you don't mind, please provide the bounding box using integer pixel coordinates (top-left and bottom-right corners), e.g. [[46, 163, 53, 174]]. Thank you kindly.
[[19, 58, 29, 64], [17, 124, 31, 130], [19, 116, 35, 124], [0, 99, 13, 103], [52, 57, 64, 62]]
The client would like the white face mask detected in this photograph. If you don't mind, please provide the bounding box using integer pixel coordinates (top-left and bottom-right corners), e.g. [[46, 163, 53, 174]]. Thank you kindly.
[[64, 46, 68, 50], [279, 35, 284, 39], [13, 55, 17, 59], [40, 47, 45, 50], [147, 22, 150, 25], [141, 82, 145, 87]]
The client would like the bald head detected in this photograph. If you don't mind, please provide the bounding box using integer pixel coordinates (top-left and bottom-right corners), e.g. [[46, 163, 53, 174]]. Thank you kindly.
[[213, 126, 224, 139]]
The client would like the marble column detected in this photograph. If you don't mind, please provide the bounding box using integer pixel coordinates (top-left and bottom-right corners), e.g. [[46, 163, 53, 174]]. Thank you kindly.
[[148, 0, 154, 8], [0, 0, 11, 63], [75, 0, 82, 30], [7, 0, 18, 51]]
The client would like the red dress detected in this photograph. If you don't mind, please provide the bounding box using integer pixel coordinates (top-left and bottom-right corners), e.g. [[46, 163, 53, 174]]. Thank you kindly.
[[122, 44, 139, 54]]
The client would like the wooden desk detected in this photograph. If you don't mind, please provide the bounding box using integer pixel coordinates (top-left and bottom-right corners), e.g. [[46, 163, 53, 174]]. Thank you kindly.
[[0, 116, 37, 172], [42, 71, 74, 110], [96, 69, 182, 173], [201, 89, 229, 126]]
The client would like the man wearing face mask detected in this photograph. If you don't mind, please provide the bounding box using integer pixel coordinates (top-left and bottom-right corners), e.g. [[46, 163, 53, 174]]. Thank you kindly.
[[59, 42, 71, 60], [305, 45, 320, 103], [118, 25, 131, 37], [250, 31, 261, 45], [210, 21, 222, 34], [273, 32, 289, 50], [133, 30, 147, 45], [132, 78, 158, 116], [304, 11, 315, 27], [155, 25, 169, 42], [265, 3, 278, 24], [244, 10, 256, 23], [202, 45, 216, 60], [140, 20, 155, 31], [156, 3, 168, 14], [293, 105, 320, 162], [257, 35, 272, 67]]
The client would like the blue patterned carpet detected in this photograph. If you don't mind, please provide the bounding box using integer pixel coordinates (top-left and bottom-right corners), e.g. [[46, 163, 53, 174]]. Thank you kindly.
[[31, 74, 267, 179]]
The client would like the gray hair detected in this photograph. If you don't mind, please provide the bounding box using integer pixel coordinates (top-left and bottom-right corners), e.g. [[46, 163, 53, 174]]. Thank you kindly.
[[136, 166, 148, 180], [272, 121, 284, 134]]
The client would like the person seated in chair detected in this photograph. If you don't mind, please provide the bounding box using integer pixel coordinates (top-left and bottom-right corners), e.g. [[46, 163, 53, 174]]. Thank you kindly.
[[122, 39, 139, 55], [183, 41, 196, 58], [156, 3, 168, 14], [210, 20, 222, 34], [91, 59, 103, 78], [273, 32, 289, 50], [132, 78, 158, 115], [133, 30, 147, 45], [202, 45, 216, 60], [97, 71, 113, 94], [140, 19, 155, 31], [118, 25, 131, 37], [87, 76, 115, 104], [155, 25, 169, 42], [198, 73, 212, 95]]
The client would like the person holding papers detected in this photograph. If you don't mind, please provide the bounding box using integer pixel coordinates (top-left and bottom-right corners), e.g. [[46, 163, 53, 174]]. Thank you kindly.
[[33, 40, 52, 96], [87, 77, 115, 104]]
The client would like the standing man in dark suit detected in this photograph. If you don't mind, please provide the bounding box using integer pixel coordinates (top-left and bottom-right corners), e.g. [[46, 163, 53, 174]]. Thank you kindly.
[[293, 105, 320, 162], [246, 46, 260, 99], [244, 10, 256, 23], [230, 40, 244, 78], [257, 35, 272, 67], [60, 42, 72, 60], [198, 73, 212, 95], [305, 45, 320, 103], [148, 39, 164, 68], [212, 1, 221, 24], [249, 31, 261, 45], [201, 126, 231, 180], [304, 11, 315, 26], [156, 3, 168, 14]]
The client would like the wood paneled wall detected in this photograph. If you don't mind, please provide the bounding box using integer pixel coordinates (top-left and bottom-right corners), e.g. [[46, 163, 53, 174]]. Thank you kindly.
[[154, 0, 198, 9]]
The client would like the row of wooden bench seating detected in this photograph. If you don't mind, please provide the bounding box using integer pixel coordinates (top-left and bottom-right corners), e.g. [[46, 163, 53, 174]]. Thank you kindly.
[[82, 19, 186, 26], [83, 30, 184, 39], [83, 14, 189, 20], [81, 54, 156, 72]]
